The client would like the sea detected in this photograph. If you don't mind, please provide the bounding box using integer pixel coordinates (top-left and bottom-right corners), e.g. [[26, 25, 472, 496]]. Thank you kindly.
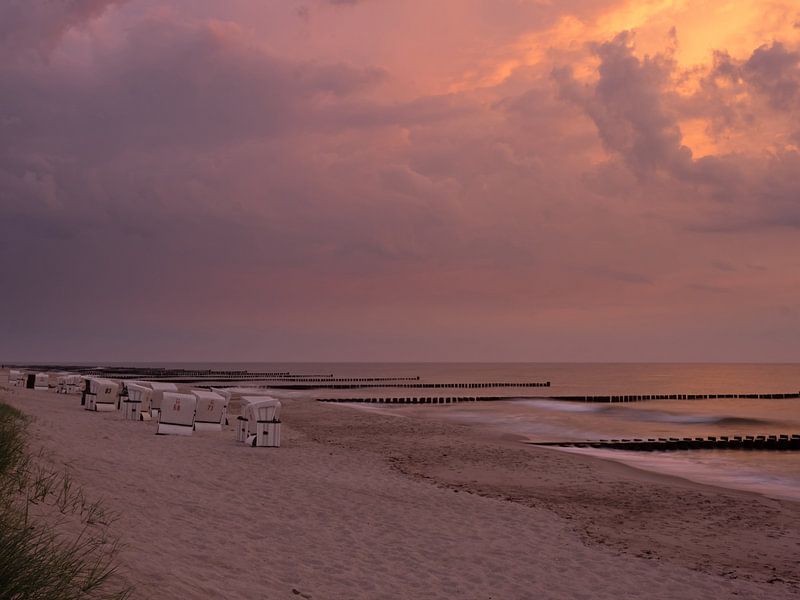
[[106, 362, 800, 501]]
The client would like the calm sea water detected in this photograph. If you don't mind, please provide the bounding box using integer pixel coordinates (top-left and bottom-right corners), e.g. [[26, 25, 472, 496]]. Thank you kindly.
[[128, 362, 800, 501]]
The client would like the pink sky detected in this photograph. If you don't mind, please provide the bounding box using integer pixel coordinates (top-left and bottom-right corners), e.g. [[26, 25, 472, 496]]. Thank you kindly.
[[1, 0, 799, 362]]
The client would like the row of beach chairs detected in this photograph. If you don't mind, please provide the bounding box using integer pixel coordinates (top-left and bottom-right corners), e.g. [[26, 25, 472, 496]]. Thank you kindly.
[[8, 370, 84, 394], [6, 370, 281, 447]]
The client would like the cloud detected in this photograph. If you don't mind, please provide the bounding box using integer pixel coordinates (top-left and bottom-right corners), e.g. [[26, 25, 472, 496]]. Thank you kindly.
[[742, 42, 800, 110], [0, 0, 124, 60], [1, 15, 388, 163], [597, 268, 653, 285], [553, 31, 694, 179], [2, 1, 800, 361], [551, 29, 800, 231]]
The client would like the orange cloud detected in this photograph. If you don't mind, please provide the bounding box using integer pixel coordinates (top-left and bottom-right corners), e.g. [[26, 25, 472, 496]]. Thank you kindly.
[[457, 1, 800, 158]]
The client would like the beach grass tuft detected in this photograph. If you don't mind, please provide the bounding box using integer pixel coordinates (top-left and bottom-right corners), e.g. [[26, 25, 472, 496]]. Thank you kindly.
[[0, 402, 132, 600]]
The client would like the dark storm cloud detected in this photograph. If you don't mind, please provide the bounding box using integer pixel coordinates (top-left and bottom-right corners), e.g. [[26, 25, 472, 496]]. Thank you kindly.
[[1, 16, 386, 162], [0, 0, 124, 59]]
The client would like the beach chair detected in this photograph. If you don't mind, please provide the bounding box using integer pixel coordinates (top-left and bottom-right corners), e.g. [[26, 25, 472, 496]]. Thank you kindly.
[[140, 382, 179, 419], [211, 387, 272, 416], [84, 379, 120, 411], [156, 392, 197, 436], [48, 372, 66, 392], [80, 378, 89, 405], [34, 373, 49, 391], [124, 383, 152, 421], [231, 395, 275, 442], [64, 375, 84, 394], [54, 374, 67, 393], [8, 370, 23, 387], [191, 390, 227, 432], [234, 395, 254, 442], [211, 388, 274, 439], [209, 388, 231, 427], [242, 397, 282, 447]]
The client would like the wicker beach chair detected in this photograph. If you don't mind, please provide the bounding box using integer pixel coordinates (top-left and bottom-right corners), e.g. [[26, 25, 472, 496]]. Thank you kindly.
[[191, 390, 227, 432], [84, 378, 120, 412], [156, 392, 197, 436], [242, 397, 282, 447]]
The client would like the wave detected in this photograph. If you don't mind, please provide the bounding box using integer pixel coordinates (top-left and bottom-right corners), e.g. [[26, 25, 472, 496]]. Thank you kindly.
[[512, 400, 775, 427], [715, 416, 776, 427], [514, 399, 609, 413], [620, 410, 773, 427], [562, 447, 800, 501]]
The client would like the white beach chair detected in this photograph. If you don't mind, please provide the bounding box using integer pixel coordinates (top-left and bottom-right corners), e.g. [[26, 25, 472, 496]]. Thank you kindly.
[[80, 378, 90, 405], [242, 397, 282, 447], [234, 396, 251, 442], [63, 375, 80, 394], [141, 382, 179, 419], [8, 370, 23, 387], [54, 373, 73, 393], [84, 378, 120, 411], [209, 388, 231, 427], [191, 390, 227, 432], [34, 373, 50, 391], [123, 383, 152, 421], [233, 395, 265, 442], [212, 387, 274, 439], [156, 392, 197, 436], [47, 372, 66, 392]]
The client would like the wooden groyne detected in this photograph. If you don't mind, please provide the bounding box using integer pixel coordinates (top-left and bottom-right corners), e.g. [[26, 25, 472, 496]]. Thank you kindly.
[[551, 392, 800, 402], [261, 376, 421, 383], [124, 375, 425, 384], [317, 396, 540, 404], [8, 365, 423, 384], [529, 434, 800, 451], [12, 366, 294, 381], [317, 390, 797, 405], [273, 381, 550, 391]]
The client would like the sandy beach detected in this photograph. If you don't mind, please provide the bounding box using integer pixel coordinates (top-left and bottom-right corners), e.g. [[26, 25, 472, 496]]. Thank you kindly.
[[2, 379, 798, 599]]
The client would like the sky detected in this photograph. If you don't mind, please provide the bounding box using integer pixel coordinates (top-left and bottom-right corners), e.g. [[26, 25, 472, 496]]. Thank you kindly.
[[1, 0, 799, 363]]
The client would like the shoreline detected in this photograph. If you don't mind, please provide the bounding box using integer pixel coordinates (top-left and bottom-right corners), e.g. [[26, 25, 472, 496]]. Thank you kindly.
[[308, 400, 800, 591], [2, 382, 799, 598], [349, 400, 800, 504]]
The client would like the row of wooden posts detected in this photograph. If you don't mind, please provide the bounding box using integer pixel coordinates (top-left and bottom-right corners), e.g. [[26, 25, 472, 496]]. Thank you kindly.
[[553, 392, 800, 402], [14, 367, 293, 379], [319, 396, 523, 404], [8, 366, 422, 384], [258, 376, 421, 382], [317, 391, 800, 404], [531, 434, 800, 451], [276, 381, 551, 390]]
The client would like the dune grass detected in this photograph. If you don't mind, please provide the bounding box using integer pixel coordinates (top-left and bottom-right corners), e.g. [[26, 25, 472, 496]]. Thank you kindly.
[[0, 401, 132, 600]]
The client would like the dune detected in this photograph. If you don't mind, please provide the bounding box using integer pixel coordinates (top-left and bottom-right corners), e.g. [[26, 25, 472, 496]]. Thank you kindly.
[[1, 380, 798, 599]]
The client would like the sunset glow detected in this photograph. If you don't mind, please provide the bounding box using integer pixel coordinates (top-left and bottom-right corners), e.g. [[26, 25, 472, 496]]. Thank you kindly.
[[1, 0, 799, 361]]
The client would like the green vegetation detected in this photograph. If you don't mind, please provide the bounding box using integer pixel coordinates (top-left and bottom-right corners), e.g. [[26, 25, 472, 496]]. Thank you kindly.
[[0, 402, 132, 600]]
